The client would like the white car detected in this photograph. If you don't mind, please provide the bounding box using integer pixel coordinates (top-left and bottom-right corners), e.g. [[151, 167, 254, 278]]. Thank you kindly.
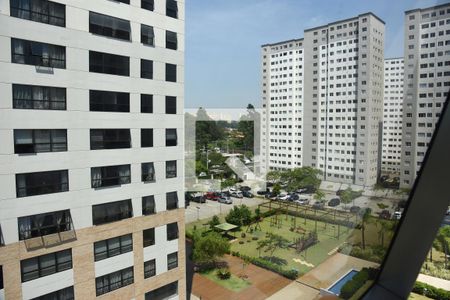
[[294, 198, 310, 205], [231, 191, 243, 198], [277, 193, 290, 201], [229, 187, 238, 192], [393, 211, 402, 220]]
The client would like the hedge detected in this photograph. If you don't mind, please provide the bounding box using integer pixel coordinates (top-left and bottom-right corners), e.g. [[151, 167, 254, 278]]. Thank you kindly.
[[340, 268, 378, 299], [230, 251, 299, 279], [412, 281, 450, 300]]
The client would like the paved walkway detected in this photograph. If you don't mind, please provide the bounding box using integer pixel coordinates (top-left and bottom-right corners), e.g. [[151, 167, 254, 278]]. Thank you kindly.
[[417, 273, 450, 290], [191, 255, 291, 300]]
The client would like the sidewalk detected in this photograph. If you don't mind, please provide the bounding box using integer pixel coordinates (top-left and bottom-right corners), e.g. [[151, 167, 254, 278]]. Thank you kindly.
[[417, 273, 450, 290]]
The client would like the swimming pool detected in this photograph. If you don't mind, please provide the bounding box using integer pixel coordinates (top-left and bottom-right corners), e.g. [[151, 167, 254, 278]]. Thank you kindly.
[[328, 269, 359, 295]]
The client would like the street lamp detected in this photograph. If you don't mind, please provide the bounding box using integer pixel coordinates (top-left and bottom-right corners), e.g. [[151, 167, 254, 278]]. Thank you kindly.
[[196, 206, 200, 221]]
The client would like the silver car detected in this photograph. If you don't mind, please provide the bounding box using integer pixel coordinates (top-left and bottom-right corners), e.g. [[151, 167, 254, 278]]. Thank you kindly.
[[219, 195, 233, 204]]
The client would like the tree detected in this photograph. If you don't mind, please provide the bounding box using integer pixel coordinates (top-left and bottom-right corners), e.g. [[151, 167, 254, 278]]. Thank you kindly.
[[360, 208, 372, 250], [377, 203, 389, 210], [225, 205, 252, 227], [267, 170, 282, 182], [209, 215, 220, 231], [280, 167, 322, 192], [193, 232, 230, 264], [340, 187, 353, 209], [377, 220, 394, 247], [434, 226, 450, 269], [256, 233, 290, 262], [221, 178, 237, 191], [272, 183, 281, 196], [314, 190, 326, 202]]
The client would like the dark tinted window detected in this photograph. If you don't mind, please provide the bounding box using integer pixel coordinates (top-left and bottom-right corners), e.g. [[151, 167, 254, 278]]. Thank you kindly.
[[142, 195, 155, 215], [16, 170, 68, 198], [166, 96, 177, 114], [141, 24, 154, 46], [144, 259, 156, 278], [165, 63, 177, 82], [145, 281, 178, 300], [143, 228, 155, 247], [30, 286, 74, 300], [89, 51, 129, 76], [11, 38, 65, 68], [141, 129, 153, 147], [91, 164, 131, 188], [89, 12, 130, 41], [13, 84, 66, 110], [166, 191, 178, 209], [14, 129, 67, 153], [166, 161, 177, 179], [142, 0, 154, 11], [115, 0, 129, 3], [166, 0, 178, 18], [21, 249, 72, 282], [141, 94, 153, 113], [166, 31, 177, 50], [89, 90, 130, 112], [95, 267, 133, 296], [92, 199, 133, 226], [141, 59, 153, 79], [167, 252, 178, 270], [166, 129, 177, 146], [94, 234, 132, 261], [18, 210, 72, 240], [0, 266, 3, 290], [10, 0, 65, 27], [141, 162, 155, 182], [166, 222, 178, 240], [90, 129, 131, 150]]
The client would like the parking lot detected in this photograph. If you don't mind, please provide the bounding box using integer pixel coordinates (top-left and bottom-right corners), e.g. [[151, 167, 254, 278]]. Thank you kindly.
[[185, 196, 265, 223]]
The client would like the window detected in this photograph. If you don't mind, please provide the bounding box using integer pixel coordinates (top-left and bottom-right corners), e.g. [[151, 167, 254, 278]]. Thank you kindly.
[[143, 228, 155, 247], [145, 281, 178, 300], [95, 267, 133, 296], [92, 199, 133, 226], [89, 90, 130, 112], [115, 0, 129, 3], [141, 94, 153, 113], [16, 170, 68, 198], [20, 249, 72, 282], [166, 222, 178, 240], [10, 0, 65, 27], [89, 51, 129, 76], [144, 259, 156, 278], [14, 129, 67, 153], [166, 161, 177, 178], [141, 162, 155, 182], [91, 164, 131, 188], [167, 252, 178, 270], [11, 38, 65, 68], [142, 0, 154, 11], [166, 0, 178, 18], [90, 129, 131, 150], [166, 129, 177, 146], [13, 84, 66, 110], [141, 59, 153, 79], [141, 24, 154, 46], [30, 286, 74, 300], [94, 234, 132, 261], [142, 195, 155, 215], [166, 31, 177, 50], [166, 191, 178, 209], [166, 96, 177, 114], [141, 129, 153, 147], [18, 210, 72, 240], [0, 266, 3, 290], [89, 12, 130, 41], [165, 63, 177, 82]]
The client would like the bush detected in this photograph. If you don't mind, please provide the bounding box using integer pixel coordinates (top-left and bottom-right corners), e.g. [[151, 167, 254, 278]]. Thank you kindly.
[[252, 236, 259, 241], [241, 232, 246, 238], [340, 268, 377, 299], [239, 241, 244, 244], [216, 268, 231, 280], [412, 281, 450, 300], [234, 253, 299, 279]]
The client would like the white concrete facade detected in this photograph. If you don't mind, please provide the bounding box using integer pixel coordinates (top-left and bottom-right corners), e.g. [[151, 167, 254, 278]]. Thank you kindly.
[[382, 58, 404, 174]]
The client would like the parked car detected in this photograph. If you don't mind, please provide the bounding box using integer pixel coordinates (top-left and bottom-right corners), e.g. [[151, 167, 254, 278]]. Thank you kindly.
[[289, 193, 300, 201], [350, 206, 361, 214], [257, 189, 268, 195], [379, 209, 392, 219], [328, 198, 341, 207], [312, 201, 325, 210], [231, 191, 243, 198], [205, 192, 220, 201], [277, 193, 290, 201], [297, 186, 316, 194], [336, 190, 344, 196], [229, 187, 238, 192], [239, 186, 251, 192], [242, 191, 254, 198], [265, 192, 278, 200], [393, 210, 402, 220], [199, 172, 207, 177], [294, 198, 310, 205], [221, 190, 231, 197], [218, 195, 233, 204]]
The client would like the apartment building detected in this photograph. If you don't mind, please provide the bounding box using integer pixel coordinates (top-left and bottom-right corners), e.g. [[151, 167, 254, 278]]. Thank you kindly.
[[262, 13, 385, 186], [260, 39, 304, 173], [0, 0, 185, 299], [400, 3, 450, 188], [381, 58, 404, 174]]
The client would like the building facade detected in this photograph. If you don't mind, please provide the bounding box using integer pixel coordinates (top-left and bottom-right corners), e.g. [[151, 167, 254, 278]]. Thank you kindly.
[[382, 58, 404, 174], [0, 0, 185, 299], [262, 13, 385, 186], [400, 3, 450, 188]]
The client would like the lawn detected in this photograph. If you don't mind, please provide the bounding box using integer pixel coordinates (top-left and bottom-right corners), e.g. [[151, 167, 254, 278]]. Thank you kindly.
[[200, 269, 251, 292]]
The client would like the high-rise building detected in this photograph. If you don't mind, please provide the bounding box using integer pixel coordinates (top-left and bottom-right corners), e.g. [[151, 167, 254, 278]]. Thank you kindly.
[[400, 3, 450, 188], [382, 58, 404, 174], [261, 13, 385, 186], [260, 39, 304, 173], [0, 0, 185, 299]]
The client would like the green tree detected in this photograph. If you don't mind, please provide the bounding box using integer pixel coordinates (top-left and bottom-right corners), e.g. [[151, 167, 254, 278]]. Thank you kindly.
[[360, 208, 372, 250], [256, 233, 290, 262], [280, 167, 322, 192], [340, 187, 353, 209], [272, 183, 281, 196], [267, 170, 282, 182], [314, 190, 326, 202], [225, 205, 252, 227], [377, 220, 394, 247], [193, 232, 230, 264], [221, 178, 237, 191], [209, 215, 220, 231], [434, 226, 450, 269]]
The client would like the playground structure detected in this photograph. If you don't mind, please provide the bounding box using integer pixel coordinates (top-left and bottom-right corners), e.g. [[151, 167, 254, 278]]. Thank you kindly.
[[290, 231, 318, 253]]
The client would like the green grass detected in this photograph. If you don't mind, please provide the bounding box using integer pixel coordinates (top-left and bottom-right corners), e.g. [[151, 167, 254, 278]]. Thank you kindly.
[[200, 269, 251, 292]]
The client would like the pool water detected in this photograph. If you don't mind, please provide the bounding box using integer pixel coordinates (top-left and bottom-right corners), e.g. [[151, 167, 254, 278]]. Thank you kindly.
[[328, 269, 359, 295]]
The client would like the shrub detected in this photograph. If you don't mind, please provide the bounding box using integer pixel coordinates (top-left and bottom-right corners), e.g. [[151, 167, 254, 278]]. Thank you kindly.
[[239, 241, 244, 244], [252, 236, 259, 241], [340, 268, 377, 299], [412, 281, 450, 300], [241, 233, 246, 238], [234, 253, 299, 280], [216, 268, 231, 280]]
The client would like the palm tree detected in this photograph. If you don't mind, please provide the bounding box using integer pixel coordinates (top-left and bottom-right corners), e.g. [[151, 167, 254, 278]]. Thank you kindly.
[[361, 208, 372, 250], [377, 220, 394, 247]]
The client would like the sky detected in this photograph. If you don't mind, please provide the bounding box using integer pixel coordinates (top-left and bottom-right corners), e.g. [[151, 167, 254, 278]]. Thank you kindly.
[[185, 0, 448, 109]]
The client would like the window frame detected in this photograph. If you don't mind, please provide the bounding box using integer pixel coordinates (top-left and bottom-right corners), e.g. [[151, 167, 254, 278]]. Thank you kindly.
[[165, 96, 177, 114], [16, 169, 69, 198], [13, 84, 66, 111], [10, 0, 66, 27], [141, 129, 154, 148], [29, 286, 74, 300], [166, 161, 177, 178], [166, 191, 178, 210], [167, 252, 178, 270], [141, 94, 153, 113], [141, 59, 153, 79], [14, 129, 67, 154], [166, 30, 178, 50], [141, 24, 155, 46], [20, 249, 72, 282], [18, 210, 72, 241], [143, 228, 155, 247], [89, 51, 130, 76], [89, 90, 130, 113], [89, 11, 131, 41], [141, 0, 154, 11], [141, 162, 156, 182], [92, 199, 133, 226], [90, 129, 131, 150], [166, 222, 178, 241], [94, 234, 133, 262], [95, 267, 134, 296], [91, 164, 131, 188], [142, 195, 156, 215], [11, 38, 66, 69], [144, 259, 156, 278], [165, 63, 177, 82], [166, 0, 178, 19], [166, 128, 178, 146]]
